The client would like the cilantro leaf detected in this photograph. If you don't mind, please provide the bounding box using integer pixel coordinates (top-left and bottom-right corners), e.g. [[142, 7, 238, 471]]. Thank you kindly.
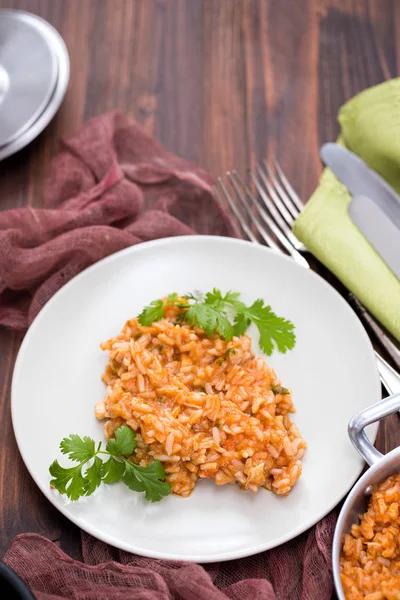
[[185, 303, 234, 341], [224, 291, 241, 302], [122, 464, 146, 492], [49, 460, 87, 501], [102, 457, 126, 484], [49, 460, 77, 495], [205, 288, 240, 305], [137, 294, 181, 326], [204, 289, 229, 311], [215, 313, 234, 340], [60, 434, 96, 462], [167, 293, 178, 303], [189, 290, 295, 354], [84, 456, 103, 496], [123, 461, 172, 502], [204, 289, 245, 312], [138, 299, 164, 326], [64, 470, 87, 501], [106, 425, 136, 456], [233, 312, 251, 337], [240, 299, 296, 355], [185, 304, 215, 336], [49, 425, 171, 503], [135, 460, 166, 480]]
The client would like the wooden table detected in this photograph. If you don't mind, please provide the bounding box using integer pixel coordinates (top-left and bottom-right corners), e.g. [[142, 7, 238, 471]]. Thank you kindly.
[[0, 0, 398, 577]]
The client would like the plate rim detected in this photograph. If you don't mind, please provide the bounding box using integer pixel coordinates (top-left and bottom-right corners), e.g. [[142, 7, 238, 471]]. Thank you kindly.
[[11, 235, 381, 561]]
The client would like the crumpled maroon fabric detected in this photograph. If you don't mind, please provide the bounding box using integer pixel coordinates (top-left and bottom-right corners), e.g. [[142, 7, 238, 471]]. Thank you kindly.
[[4, 511, 336, 600], [0, 110, 235, 331], [2, 113, 337, 599]]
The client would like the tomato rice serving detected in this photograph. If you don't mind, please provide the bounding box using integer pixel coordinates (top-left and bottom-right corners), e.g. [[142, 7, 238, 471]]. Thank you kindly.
[[95, 301, 306, 498]]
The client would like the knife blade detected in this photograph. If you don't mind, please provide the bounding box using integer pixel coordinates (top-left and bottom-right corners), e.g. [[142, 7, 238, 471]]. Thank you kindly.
[[320, 143, 400, 229], [349, 195, 400, 281]]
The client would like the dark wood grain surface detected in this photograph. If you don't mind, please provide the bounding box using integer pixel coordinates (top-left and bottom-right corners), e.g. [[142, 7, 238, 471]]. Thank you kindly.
[[0, 0, 398, 579]]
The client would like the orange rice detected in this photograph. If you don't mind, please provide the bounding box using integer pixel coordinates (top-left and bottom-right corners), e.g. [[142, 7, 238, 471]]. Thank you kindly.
[[340, 474, 400, 599], [95, 301, 306, 497]]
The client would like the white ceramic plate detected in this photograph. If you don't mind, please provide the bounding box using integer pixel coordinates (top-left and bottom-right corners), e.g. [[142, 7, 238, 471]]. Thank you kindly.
[[12, 236, 380, 562]]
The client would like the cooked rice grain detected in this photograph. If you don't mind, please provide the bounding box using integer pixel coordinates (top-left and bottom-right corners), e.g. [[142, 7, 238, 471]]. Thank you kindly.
[[96, 303, 306, 498]]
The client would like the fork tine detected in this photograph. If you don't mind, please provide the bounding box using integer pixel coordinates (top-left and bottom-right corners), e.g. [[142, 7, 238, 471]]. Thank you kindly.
[[226, 172, 280, 252], [252, 167, 304, 251], [230, 171, 308, 266], [259, 162, 295, 226], [215, 178, 259, 244], [272, 158, 304, 214], [214, 182, 228, 211], [263, 161, 299, 220]]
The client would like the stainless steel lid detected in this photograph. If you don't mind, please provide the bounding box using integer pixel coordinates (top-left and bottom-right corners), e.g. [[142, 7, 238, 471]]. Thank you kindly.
[[0, 10, 59, 147], [0, 10, 69, 161]]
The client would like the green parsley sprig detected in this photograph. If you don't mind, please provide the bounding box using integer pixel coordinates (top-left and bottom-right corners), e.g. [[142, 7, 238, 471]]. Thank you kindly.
[[49, 425, 171, 502], [138, 288, 296, 356]]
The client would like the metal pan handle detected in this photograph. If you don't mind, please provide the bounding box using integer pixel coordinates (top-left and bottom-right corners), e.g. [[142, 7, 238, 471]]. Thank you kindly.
[[348, 393, 400, 466]]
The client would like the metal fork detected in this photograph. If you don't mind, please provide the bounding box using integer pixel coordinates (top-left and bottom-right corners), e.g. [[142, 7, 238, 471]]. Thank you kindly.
[[215, 160, 400, 395]]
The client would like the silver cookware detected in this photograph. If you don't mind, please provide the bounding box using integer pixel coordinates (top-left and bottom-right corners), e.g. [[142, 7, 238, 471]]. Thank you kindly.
[[333, 392, 400, 598]]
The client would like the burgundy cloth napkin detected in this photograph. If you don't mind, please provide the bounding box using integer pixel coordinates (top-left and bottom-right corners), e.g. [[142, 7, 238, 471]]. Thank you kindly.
[[0, 111, 235, 331], [2, 112, 336, 599], [4, 516, 336, 600]]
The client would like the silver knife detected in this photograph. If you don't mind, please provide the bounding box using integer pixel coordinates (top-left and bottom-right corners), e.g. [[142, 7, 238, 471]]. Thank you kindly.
[[319, 142, 400, 374], [320, 143, 400, 229], [349, 195, 400, 281]]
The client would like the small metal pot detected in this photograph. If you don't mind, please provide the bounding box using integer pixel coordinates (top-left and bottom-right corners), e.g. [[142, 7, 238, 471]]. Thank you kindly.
[[333, 392, 400, 599]]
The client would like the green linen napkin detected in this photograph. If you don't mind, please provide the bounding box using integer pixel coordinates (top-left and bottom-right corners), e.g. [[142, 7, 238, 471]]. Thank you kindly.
[[293, 79, 400, 342]]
